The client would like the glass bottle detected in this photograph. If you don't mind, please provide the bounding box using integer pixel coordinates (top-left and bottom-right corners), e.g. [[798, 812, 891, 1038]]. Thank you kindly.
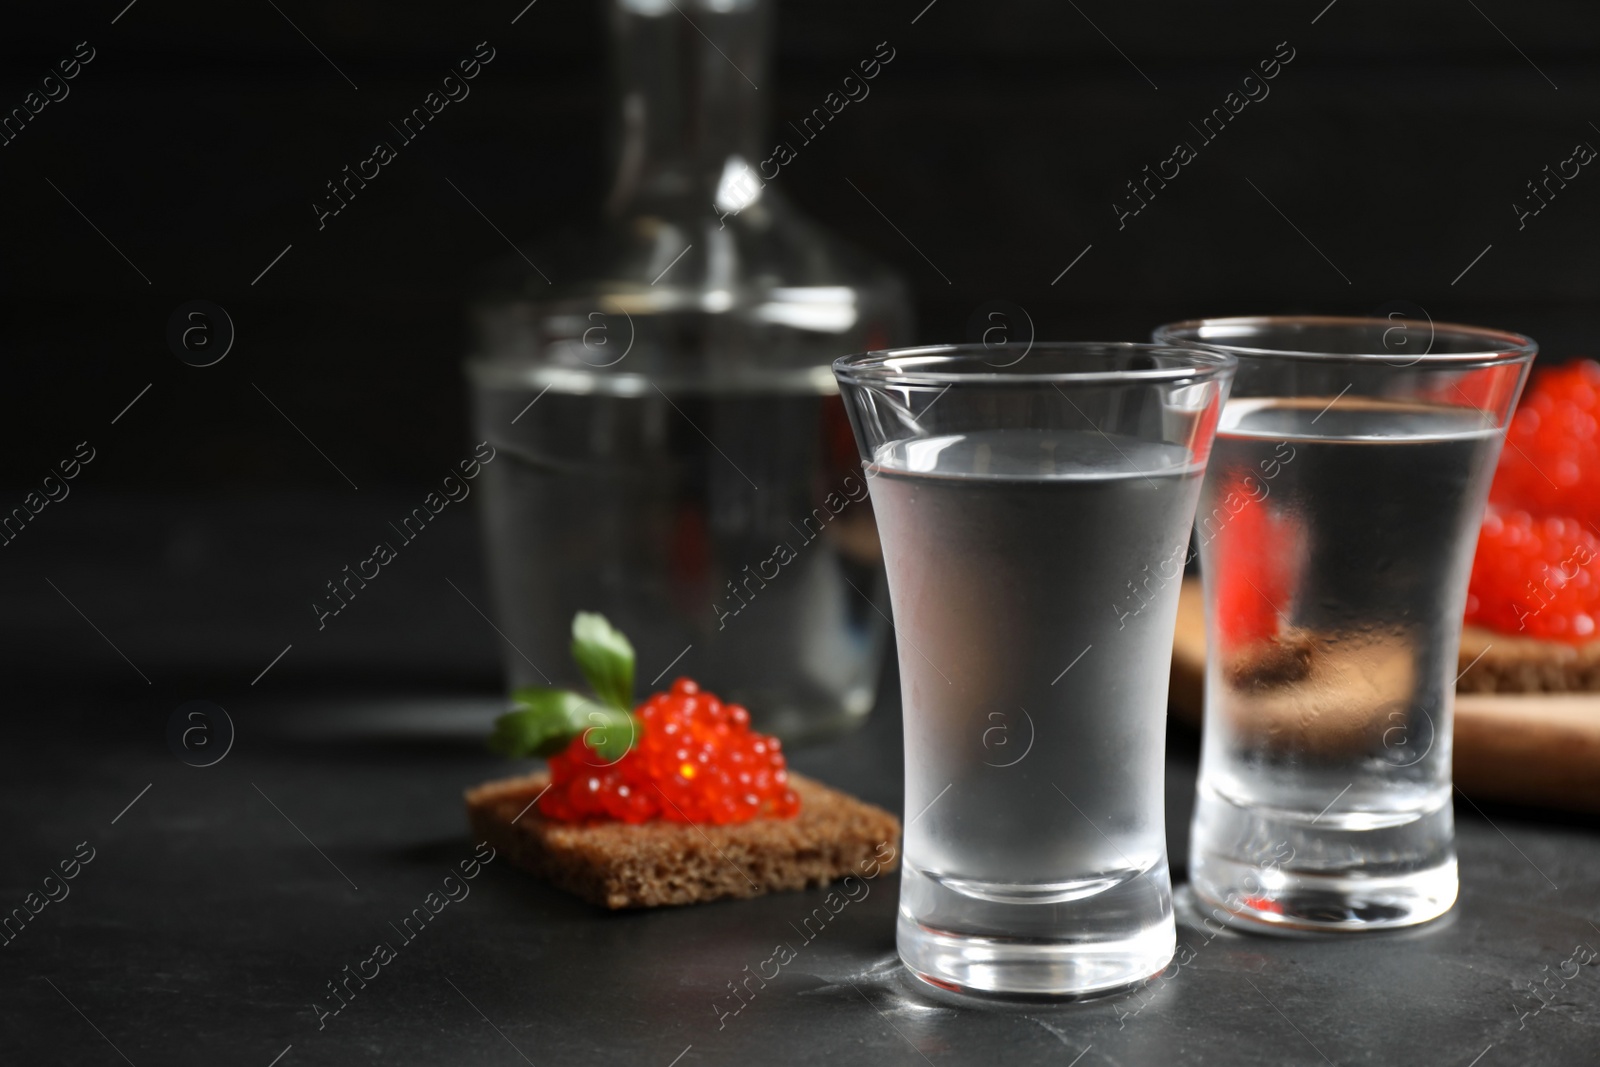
[[466, 0, 911, 741]]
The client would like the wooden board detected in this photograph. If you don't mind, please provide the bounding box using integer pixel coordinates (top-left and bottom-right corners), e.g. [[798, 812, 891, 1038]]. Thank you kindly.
[[1169, 579, 1600, 814]]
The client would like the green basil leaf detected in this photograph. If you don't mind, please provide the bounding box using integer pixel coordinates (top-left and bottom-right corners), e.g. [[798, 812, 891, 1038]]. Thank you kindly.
[[570, 612, 635, 712], [577, 706, 640, 764], [488, 686, 641, 763], [488, 688, 595, 758]]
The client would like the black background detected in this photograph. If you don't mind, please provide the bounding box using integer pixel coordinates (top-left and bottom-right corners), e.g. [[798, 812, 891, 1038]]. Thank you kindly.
[[6, 11, 1600, 1063], [4, 0, 1599, 689]]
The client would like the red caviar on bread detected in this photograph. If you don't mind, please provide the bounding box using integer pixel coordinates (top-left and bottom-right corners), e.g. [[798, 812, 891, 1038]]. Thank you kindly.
[[490, 614, 800, 824]]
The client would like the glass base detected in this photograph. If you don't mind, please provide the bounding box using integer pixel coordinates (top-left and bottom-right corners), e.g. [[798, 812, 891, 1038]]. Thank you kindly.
[[896, 913, 1174, 998], [1190, 853, 1458, 933], [1189, 783, 1459, 933]]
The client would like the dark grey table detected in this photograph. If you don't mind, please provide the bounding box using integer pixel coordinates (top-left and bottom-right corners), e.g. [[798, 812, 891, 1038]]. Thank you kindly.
[[6, 498, 1599, 1065]]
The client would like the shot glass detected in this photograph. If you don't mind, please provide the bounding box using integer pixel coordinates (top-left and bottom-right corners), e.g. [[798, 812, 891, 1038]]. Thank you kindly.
[[1153, 315, 1535, 932], [834, 342, 1235, 997]]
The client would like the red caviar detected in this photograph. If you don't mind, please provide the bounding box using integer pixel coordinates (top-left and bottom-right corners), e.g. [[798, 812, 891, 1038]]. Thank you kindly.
[[1209, 475, 1301, 650], [1490, 359, 1600, 526], [1468, 359, 1600, 642], [539, 677, 801, 825], [1466, 508, 1600, 641]]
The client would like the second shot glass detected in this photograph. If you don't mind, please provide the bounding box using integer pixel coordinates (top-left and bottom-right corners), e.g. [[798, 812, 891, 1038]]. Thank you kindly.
[[1154, 315, 1535, 933]]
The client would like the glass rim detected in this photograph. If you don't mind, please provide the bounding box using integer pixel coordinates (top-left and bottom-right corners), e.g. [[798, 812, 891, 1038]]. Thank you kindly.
[[1153, 314, 1538, 366], [831, 342, 1237, 388]]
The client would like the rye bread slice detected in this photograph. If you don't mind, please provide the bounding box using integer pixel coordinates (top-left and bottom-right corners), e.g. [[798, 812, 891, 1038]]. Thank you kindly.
[[1171, 576, 1600, 698], [1456, 624, 1600, 693], [465, 772, 901, 909]]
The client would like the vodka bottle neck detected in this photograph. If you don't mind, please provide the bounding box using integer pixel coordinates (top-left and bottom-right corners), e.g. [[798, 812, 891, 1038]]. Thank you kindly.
[[604, 0, 770, 217]]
